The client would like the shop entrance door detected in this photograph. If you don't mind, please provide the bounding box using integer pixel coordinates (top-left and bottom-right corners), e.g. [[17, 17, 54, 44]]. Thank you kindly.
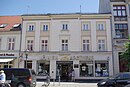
[[56, 61, 73, 81]]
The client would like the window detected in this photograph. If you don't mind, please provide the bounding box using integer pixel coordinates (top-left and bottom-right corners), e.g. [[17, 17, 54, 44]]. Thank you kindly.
[[113, 5, 127, 21], [13, 24, 20, 28], [43, 24, 49, 31], [82, 23, 89, 30], [61, 40, 68, 51], [115, 24, 128, 38], [115, 24, 128, 30], [8, 38, 15, 50], [41, 40, 48, 51], [1, 61, 13, 68], [0, 24, 7, 28], [97, 24, 104, 30], [28, 25, 34, 31], [113, 5, 126, 17], [62, 24, 68, 30], [83, 40, 90, 51], [95, 61, 109, 77], [98, 40, 105, 51], [24, 60, 32, 69], [37, 61, 50, 76], [27, 40, 33, 51], [80, 61, 94, 77]]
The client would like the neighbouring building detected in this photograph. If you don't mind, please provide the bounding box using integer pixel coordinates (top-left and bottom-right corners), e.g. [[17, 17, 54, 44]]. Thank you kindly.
[[20, 13, 113, 80], [99, 0, 130, 74], [0, 16, 22, 68]]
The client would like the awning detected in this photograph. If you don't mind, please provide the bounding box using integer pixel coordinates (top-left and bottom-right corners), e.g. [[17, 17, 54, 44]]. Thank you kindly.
[[0, 59, 14, 62]]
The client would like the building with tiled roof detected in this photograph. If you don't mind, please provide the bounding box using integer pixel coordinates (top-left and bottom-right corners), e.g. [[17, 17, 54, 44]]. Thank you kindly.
[[0, 16, 22, 68]]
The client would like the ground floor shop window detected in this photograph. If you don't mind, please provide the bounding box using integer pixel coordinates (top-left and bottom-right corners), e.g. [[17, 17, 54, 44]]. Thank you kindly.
[[95, 61, 109, 77], [80, 61, 93, 77], [37, 60, 50, 76], [27, 60, 32, 69], [0, 61, 13, 68], [24, 60, 32, 69]]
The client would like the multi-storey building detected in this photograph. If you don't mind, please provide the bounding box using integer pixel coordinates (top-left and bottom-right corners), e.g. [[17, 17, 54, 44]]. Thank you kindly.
[[99, 0, 130, 74], [21, 13, 113, 80], [0, 16, 22, 68]]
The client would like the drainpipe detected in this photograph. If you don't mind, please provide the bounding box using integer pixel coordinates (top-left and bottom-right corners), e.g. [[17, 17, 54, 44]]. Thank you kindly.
[[18, 18, 23, 68], [110, 16, 115, 75]]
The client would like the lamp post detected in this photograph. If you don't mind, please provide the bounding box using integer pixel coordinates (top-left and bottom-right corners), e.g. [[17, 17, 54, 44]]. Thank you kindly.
[[24, 49, 29, 68]]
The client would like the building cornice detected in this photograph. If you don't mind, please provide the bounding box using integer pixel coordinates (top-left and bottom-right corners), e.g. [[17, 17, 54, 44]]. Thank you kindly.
[[22, 13, 111, 21]]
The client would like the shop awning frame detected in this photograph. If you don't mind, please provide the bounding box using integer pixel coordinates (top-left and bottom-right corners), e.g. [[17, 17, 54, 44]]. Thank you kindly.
[[0, 59, 14, 62], [0, 57, 17, 63]]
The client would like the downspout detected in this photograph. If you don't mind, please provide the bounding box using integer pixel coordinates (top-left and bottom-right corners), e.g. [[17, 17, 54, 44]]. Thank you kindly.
[[110, 16, 115, 75], [18, 18, 23, 68]]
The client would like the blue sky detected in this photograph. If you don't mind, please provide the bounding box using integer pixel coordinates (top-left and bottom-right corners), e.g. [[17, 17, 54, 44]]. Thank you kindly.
[[0, 0, 99, 16]]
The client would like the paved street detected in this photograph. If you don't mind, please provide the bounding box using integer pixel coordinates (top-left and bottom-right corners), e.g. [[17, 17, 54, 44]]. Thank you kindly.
[[36, 82, 97, 87]]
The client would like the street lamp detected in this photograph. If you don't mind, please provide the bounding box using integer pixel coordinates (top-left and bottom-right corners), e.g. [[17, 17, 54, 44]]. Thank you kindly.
[[24, 49, 29, 68]]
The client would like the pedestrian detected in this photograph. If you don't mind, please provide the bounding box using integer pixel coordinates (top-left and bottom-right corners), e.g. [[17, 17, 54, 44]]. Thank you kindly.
[[100, 68, 103, 76], [0, 70, 6, 87], [71, 69, 75, 82], [68, 70, 72, 81]]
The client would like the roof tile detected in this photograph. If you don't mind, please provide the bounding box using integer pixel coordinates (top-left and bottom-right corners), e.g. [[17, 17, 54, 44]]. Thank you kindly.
[[0, 16, 22, 32]]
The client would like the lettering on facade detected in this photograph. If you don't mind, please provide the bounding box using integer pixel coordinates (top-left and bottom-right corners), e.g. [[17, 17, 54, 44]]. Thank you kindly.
[[0, 53, 14, 56], [42, 55, 94, 61]]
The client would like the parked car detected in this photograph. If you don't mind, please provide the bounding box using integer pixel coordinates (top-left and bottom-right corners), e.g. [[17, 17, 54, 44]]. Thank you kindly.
[[97, 72, 130, 87], [0, 68, 36, 87], [124, 84, 130, 87]]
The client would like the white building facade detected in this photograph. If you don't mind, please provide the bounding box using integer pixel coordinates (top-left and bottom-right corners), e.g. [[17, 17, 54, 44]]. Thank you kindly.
[[20, 13, 113, 80], [99, 0, 130, 74]]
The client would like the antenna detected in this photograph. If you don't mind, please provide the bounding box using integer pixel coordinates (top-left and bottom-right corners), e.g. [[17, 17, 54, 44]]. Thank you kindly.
[[80, 5, 82, 13], [27, 5, 30, 14]]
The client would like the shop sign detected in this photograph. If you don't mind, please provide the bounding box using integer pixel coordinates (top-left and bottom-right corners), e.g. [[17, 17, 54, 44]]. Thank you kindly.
[[0, 53, 15, 56], [42, 55, 94, 61]]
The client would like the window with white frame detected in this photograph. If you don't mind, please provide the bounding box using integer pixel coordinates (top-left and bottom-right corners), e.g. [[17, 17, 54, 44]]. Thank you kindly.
[[27, 40, 33, 51], [8, 38, 15, 50], [28, 24, 34, 31], [83, 40, 90, 51], [82, 23, 90, 31], [0, 38, 1, 50], [97, 23, 104, 30], [62, 24, 68, 30], [42, 24, 49, 31], [61, 40, 68, 51], [98, 40, 105, 51], [41, 40, 48, 51]]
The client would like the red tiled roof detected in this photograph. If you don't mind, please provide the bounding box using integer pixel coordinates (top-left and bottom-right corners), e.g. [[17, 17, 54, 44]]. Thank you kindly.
[[0, 16, 22, 32]]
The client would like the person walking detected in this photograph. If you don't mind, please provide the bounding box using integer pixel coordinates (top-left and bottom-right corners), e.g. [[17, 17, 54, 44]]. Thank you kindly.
[[71, 69, 75, 82], [0, 70, 6, 87], [68, 70, 72, 81]]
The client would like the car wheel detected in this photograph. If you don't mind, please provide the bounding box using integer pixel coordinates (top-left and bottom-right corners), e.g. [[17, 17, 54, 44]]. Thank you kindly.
[[17, 83, 25, 87]]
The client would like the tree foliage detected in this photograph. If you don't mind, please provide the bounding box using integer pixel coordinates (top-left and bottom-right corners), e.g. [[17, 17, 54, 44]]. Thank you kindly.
[[121, 39, 130, 69]]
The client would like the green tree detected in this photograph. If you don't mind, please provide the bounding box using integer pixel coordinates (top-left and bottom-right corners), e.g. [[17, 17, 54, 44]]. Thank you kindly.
[[121, 37, 130, 71]]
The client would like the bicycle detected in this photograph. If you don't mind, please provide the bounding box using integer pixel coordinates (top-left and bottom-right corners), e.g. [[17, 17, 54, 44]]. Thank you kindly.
[[41, 75, 50, 87], [0, 80, 11, 87]]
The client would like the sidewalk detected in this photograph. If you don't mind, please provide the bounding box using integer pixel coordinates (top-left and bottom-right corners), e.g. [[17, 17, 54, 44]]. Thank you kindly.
[[37, 82, 97, 87], [50, 82, 97, 87]]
